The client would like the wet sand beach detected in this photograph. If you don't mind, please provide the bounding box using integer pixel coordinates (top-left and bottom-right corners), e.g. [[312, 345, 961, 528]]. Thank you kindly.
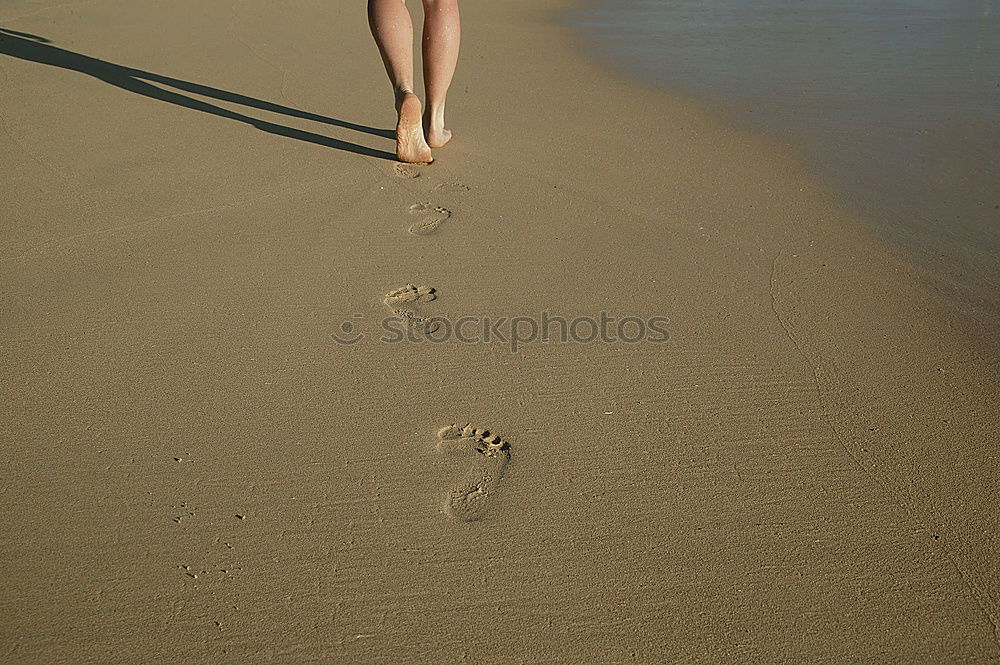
[[571, 0, 1000, 343], [1, 0, 997, 663]]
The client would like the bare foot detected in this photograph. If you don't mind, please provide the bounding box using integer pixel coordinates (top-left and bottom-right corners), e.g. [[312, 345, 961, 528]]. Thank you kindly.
[[424, 119, 453, 149], [396, 93, 433, 164]]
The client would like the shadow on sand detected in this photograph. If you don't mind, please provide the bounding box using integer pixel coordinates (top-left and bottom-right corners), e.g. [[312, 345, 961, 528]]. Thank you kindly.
[[0, 27, 396, 161]]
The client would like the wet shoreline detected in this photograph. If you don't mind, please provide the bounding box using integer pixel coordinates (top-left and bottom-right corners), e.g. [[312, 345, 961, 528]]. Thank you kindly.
[[566, 0, 1000, 346]]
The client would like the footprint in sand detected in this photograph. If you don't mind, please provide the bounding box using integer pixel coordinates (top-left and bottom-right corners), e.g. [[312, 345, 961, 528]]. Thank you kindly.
[[436, 424, 511, 521], [383, 283, 436, 306], [393, 163, 421, 179], [383, 284, 440, 334], [391, 307, 441, 334], [408, 203, 452, 236], [433, 182, 470, 193]]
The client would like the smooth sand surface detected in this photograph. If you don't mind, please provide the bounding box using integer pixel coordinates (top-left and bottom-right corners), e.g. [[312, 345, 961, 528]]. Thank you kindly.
[[572, 0, 1000, 341], [1, 1, 997, 663]]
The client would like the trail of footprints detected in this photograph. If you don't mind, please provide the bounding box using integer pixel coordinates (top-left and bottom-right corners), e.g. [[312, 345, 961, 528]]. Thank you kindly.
[[391, 160, 468, 192], [385, 170, 510, 520], [391, 159, 467, 235], [437, 424, 511, 521]]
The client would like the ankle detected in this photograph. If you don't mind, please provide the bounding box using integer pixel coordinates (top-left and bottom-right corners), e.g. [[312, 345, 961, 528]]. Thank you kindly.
[[394, 87, 418, 109], [423, 105, 446, 130]]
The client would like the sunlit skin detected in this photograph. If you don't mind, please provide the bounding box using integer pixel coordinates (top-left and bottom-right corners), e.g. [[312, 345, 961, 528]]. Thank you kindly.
[[368, 0, 460, 162]]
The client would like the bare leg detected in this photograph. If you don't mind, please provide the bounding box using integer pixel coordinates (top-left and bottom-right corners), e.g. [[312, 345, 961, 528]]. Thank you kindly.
[[421, 0, 460, 148], [368, 0, 433, 163]]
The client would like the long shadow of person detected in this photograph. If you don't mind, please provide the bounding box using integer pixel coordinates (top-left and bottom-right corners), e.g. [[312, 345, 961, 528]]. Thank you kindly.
[[0, 27, 397, 161]]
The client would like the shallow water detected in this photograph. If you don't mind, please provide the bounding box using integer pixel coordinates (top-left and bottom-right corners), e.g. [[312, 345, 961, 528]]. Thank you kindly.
[[569, 0, 999, 329]]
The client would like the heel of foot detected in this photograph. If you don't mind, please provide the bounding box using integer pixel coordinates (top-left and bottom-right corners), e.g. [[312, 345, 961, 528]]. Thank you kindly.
[[397, 95, 433, 164], [445, 480, 489, 521], [426, 128, 453, 150]]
